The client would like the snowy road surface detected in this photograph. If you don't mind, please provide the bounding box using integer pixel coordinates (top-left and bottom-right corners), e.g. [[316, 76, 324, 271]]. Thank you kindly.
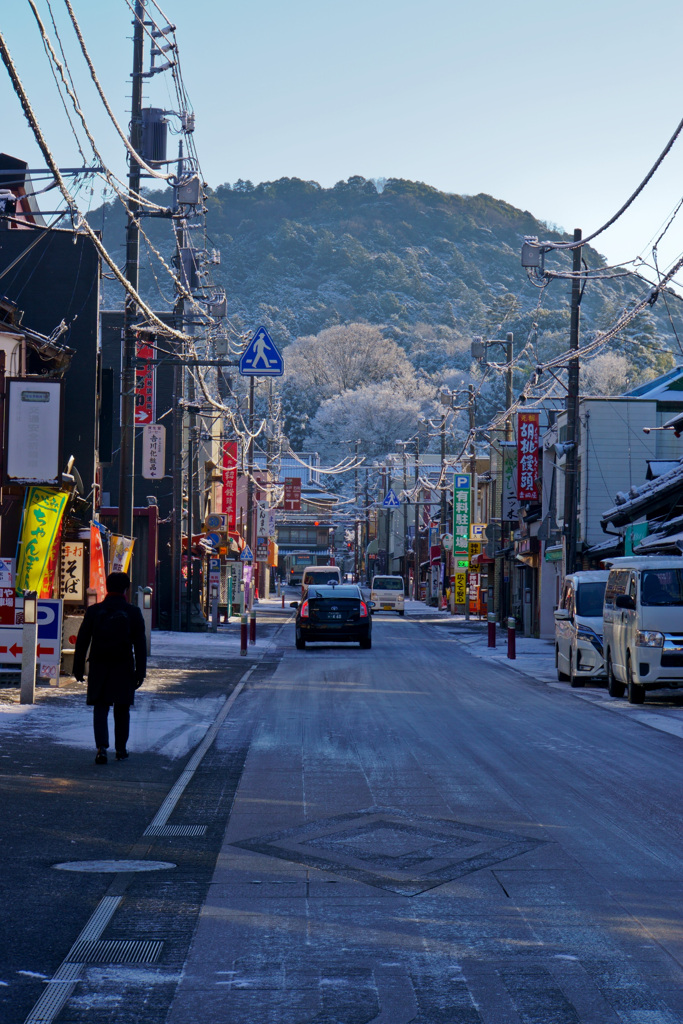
[[4, 607, 683, 1023]]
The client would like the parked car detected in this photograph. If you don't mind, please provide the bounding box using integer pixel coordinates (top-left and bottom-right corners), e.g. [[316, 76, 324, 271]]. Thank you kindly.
[[370, 575, 405, 616], [300, 564, 342, 598], [603, 556, 683, 703], [291, 584, 373, 648], [554, 570, 609, 687]]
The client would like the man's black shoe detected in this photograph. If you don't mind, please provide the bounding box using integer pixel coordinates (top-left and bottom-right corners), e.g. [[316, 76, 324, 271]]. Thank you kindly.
[[95, 748, 108, 765], [115, 749, 129, 761]]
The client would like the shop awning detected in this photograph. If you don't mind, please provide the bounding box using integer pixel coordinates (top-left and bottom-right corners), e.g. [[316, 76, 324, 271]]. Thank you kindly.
[[471, 552, 494, 566]]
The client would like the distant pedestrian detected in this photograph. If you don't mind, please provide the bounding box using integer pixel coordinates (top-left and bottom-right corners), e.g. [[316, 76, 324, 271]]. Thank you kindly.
[[73, 571, 147, 765]]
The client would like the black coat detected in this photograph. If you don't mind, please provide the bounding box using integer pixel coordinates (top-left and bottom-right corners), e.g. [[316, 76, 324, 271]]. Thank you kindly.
[[73, 594, 147, 706]]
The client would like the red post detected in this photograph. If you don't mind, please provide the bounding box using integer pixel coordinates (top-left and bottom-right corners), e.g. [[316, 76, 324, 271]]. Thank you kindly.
[[507, 616, 516, 660], [487, 612, 496, 648], [281, 593, 285, 609], [249, 611, 256, 644], [240, 614, 248, 656]]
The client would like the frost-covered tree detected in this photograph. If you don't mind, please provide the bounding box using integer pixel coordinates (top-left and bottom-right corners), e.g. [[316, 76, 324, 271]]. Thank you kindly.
[[581, 352, 632, 396]]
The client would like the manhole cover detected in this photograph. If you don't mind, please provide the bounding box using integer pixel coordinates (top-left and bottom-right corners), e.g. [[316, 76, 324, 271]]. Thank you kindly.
[[53, 859, 176, 873]]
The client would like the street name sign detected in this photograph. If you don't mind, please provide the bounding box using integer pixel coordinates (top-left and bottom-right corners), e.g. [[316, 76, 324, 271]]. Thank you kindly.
[[239, 326, 284, 377]]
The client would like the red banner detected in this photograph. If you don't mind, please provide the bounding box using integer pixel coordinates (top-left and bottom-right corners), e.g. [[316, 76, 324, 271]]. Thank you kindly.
[[134, 336, 156, 424], [89, 523, 107, 602], [517, 412, 540, 500], [222, 441, 238, 532]]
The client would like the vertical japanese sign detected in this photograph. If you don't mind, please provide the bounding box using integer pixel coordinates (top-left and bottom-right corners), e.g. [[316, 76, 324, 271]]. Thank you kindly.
[[134, 336, 156, 425], [109, 535, 135, 574], [517, 412, 540, 500], [453, 474, 471, 556], [502, 444, 519, 522], [222, 441, 238, 532], [60, 541, 84, 603], [90, 523, 107, 602], [142, 423, 166, 479], [15, 487, 69, 595], [284, 477, 301, 511]]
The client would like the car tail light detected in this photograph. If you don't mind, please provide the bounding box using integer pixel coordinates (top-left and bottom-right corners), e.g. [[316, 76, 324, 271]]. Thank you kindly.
[[360, 601, 368, 617], [300, 600, 310, 619]]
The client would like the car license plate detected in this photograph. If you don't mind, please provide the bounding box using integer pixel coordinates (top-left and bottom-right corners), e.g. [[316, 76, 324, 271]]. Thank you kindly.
[[329, 613, 342, 620], [382, 604, 392, 610]]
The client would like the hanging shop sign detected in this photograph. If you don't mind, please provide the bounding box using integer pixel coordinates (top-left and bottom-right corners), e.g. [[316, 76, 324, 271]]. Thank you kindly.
[[15, 486, 69, 595], [284, 477, 301, 512], [517, 412, 540, 500], [90, 524, 107, 602], [502, 443, 519, 522], [142, 423, 166, 479], [453, 474, 471, 555], [453, 571, 467, 605], [109, 534, 135, 574], [256, 502, 270, 536], [134, 335, 156, 424], [60, 541, 85, 603], [5, 379, 63, 485], [222, 441, 238, 532]]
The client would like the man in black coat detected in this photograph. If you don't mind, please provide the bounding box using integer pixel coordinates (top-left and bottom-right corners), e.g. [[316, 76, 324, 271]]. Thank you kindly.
[[73, 571, 147, 764]]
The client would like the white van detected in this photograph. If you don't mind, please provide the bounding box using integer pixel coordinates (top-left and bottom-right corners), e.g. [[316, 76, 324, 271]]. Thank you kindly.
[[554, 570, 610, 687], [370, 575, 405, 616], [301, 565, 342, 597], [603, 556, 683, 704]]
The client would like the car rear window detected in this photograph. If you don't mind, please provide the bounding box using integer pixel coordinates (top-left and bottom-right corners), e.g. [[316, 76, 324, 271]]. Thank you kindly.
[[304, 570, 339, 583], [575, 581, 607, 617], [373, 578, 403, 591]]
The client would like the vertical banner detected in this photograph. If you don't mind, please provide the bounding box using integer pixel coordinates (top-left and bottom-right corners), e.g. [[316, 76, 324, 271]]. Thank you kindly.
[[222, 441, 238, 532], [517, 412, 540, 500], [453, 474, 471, 563], [15, 486, 69, 595], [142, 423, 166, 479], [109, 535, 135, 574], [60, 541, 85, 603], [90, 524, 107, 602], [134, 335, 156, 424]]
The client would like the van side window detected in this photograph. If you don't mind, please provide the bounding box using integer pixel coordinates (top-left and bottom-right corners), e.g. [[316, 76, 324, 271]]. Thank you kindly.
[[605, 570, 628, 608], [566, 587, 574, 618]]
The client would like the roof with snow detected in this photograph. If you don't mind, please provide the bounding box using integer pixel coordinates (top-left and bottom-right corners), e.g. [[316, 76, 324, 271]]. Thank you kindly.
[[622, 365, 683, 402], [602, 459, 683, 527]]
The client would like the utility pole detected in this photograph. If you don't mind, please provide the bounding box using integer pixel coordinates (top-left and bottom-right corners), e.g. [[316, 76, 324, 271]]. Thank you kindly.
[[185, 427, 194, 629], [563, 228, 582, 574], [385, 464, 391, 575], [353, 440, 360, 580], [247, 376, 255, 556], [413, 438, 420, 599], [170, 141, 186, 631], [364, 469, 370, 583], [118, 0, 145, 538], [505, 332, 513, 442]]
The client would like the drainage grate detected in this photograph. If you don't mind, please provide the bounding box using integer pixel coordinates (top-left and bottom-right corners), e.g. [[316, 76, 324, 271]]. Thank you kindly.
[[67, 939, 163, 964], [144, 824, 207, 837]]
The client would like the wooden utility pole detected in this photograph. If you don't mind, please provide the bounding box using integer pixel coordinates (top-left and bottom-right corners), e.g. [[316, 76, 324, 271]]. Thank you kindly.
[[564, 229, 582, 573], [118, 0, 145, 537]]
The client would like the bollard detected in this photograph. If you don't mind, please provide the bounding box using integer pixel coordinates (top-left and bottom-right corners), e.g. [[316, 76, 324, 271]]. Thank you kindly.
[[507, 616, 516, 660], [249, 611, 256, 644], [281, 592, 285, 609], [240, 614, 248, 656], [487, 612, 496, 649]]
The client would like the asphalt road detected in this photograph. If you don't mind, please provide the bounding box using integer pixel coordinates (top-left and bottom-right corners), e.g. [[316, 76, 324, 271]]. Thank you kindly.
[[3, 606, 683, 1023]]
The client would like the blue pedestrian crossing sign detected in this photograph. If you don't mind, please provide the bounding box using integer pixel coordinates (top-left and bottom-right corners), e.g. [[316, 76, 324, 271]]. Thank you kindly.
[[240, 545, 254, 561], [239, 326, 284, 377], [382, 488, 401, 508]]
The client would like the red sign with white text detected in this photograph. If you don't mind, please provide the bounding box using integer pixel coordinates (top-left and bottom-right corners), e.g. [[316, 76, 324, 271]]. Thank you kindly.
[[284, 477, 301, 512], [517, 412, 540, 500], [134, 336, 156, 424], [222, 441, 238, 532]]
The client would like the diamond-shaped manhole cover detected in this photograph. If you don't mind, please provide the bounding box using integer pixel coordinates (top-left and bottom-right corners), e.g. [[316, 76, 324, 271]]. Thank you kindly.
[[231, 807, 547, 895]]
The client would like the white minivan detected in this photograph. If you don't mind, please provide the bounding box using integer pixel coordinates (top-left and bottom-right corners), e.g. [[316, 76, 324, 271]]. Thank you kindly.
[[301, 565, 342, 597], [603, 556, 683, 704], [370, 575, 405, 616], [554, 571, 610, 687]]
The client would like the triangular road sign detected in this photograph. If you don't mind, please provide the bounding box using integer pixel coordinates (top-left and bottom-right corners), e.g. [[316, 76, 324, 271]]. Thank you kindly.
[[239, 326, 284, 377], [240, 545, 254, 561], [382, 488, 401, 508]]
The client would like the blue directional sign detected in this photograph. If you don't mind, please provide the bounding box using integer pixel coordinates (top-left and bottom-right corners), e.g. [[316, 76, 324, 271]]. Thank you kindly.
[[240, 545, 254, 561], [382, 488, 401, 508], [239, 326, 284, 377]]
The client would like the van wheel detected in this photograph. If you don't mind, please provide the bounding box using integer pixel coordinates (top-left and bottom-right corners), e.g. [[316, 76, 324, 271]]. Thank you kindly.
[[398, 610, 405, 617], [295, 629, 305, 650], [627, 655, 645, 704], [569, 653, 583, 688], [360, 636, 372, 649], [556, 646, 569, 682], [606, 652, 625, 698]]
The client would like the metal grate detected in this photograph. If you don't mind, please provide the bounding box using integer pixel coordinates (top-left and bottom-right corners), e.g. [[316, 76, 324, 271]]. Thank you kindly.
[[144, 823, 207, 837], [67, 939, 163, 964]]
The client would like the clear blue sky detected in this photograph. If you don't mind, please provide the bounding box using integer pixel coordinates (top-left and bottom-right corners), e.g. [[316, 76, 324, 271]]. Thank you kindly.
[[3, 0, 683, 273]]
